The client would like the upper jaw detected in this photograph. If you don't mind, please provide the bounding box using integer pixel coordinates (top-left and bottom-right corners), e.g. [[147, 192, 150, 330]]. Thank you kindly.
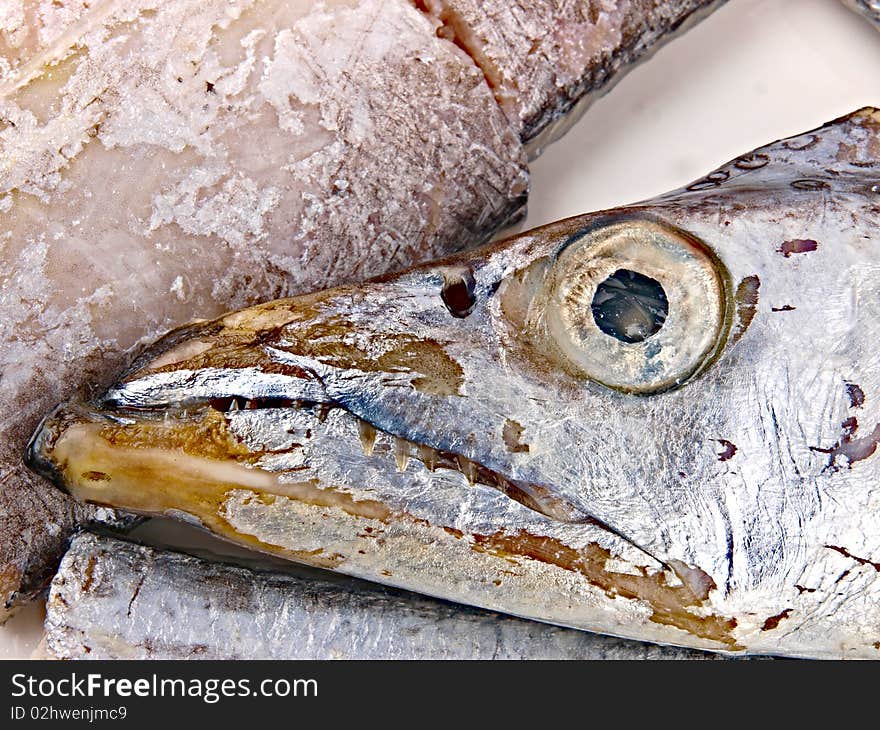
[[35, 364, 610, 531]]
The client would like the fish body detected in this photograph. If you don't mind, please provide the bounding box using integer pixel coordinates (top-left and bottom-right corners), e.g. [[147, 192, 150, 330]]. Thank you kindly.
[[32, 108, 880, 659], [415, 0, 728, 154], [1, 0, 726, 617], [45, 532, 709, 659]]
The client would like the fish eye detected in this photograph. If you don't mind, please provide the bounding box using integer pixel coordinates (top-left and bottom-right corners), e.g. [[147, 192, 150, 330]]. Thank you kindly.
[[539, 217, 730, 394]]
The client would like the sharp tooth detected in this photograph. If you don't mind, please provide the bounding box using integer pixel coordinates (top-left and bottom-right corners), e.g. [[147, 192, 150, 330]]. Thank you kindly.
[[456, 455, 477, 485], [229, 399, 240, 411], [419, 444, 438, 472], [394, 438, 410, 472], [245, 399, 256, 409], [358, 420, 377, 457]]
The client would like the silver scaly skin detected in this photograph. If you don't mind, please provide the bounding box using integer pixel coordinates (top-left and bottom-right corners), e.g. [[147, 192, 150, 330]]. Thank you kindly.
[[29, 109, 880, 658]]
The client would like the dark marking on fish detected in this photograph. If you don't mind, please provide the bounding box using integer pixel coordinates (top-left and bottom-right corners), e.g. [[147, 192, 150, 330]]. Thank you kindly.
[[666, 559, 717, 603], [734, 153, 770, 170], [794, 584, 816, 594], [81, 556, 97, 594], [716, 439, 737, 462], [761, 609, 793, 631], [834, 569, 852, 586], [825, 545, 880, 572], [771, 305, 796, 312], [778, 239, 819, 257], [441, 268, 477, 318], [502, 419, 529, 453], [784, 134, 820, 151], [790, 179, 830, 191], [205, 81, 216, 93], [731, 275, 760, 344], [846, 383, 866, 409], [686, 170, 730, 191], [126, 573, 145, 618], [811, 416, 880, 469], [469, 531, 741, 649]]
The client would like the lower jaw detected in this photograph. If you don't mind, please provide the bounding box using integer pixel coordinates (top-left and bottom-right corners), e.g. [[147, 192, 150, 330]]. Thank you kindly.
[[42, 407, 742, 653]]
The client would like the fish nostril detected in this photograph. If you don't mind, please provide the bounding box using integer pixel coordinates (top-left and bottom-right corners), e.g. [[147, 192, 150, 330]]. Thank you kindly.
[[591, 268, 669, 344], [441, 268, 477, 318]]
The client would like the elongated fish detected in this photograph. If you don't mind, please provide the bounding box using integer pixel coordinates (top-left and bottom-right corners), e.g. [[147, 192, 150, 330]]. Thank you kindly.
[[45, 532, 711, 659], [1, 0, 727, 618], [30, 108, 880, 658]]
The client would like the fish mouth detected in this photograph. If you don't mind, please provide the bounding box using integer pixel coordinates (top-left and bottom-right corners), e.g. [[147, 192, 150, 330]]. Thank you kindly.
[[28, 390, 739, 651], [29, 391, 611, 532]]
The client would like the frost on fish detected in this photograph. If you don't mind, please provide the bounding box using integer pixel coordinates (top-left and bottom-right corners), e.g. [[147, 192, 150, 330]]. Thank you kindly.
[[416, 0, 727, 151], [44, 532, 712, 659], [0, 0, 528, 618], [31, 108, 880, 658], [0, 0, 93, 80]]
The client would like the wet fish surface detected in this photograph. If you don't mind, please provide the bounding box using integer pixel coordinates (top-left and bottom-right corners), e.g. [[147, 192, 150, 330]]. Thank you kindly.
[[45, 532, 713, 659], [31, 108, 880, 658], [1, 0, 725, 618]]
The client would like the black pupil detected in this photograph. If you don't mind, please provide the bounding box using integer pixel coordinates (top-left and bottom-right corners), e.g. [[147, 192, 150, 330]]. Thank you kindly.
[[590, 269, 668, 344], [441, 271, 476, 318]]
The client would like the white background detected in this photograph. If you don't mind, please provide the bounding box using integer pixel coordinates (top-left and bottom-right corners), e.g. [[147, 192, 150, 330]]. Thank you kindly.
[[3, 0, 880, 659]]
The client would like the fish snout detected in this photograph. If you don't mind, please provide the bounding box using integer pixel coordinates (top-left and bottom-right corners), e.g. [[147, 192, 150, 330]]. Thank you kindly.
[[26, 409, 64, 490], [25, 400, 140, 504]]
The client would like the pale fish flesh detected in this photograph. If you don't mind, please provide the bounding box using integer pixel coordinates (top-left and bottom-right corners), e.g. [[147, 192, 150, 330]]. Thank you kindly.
[[2, 0, 726, 617], [31, 108, 880, 658], [44, 532, 714, 659]]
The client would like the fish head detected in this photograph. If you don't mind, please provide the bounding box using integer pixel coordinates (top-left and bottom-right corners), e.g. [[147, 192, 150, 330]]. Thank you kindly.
[[28, 109, 880, 657]]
